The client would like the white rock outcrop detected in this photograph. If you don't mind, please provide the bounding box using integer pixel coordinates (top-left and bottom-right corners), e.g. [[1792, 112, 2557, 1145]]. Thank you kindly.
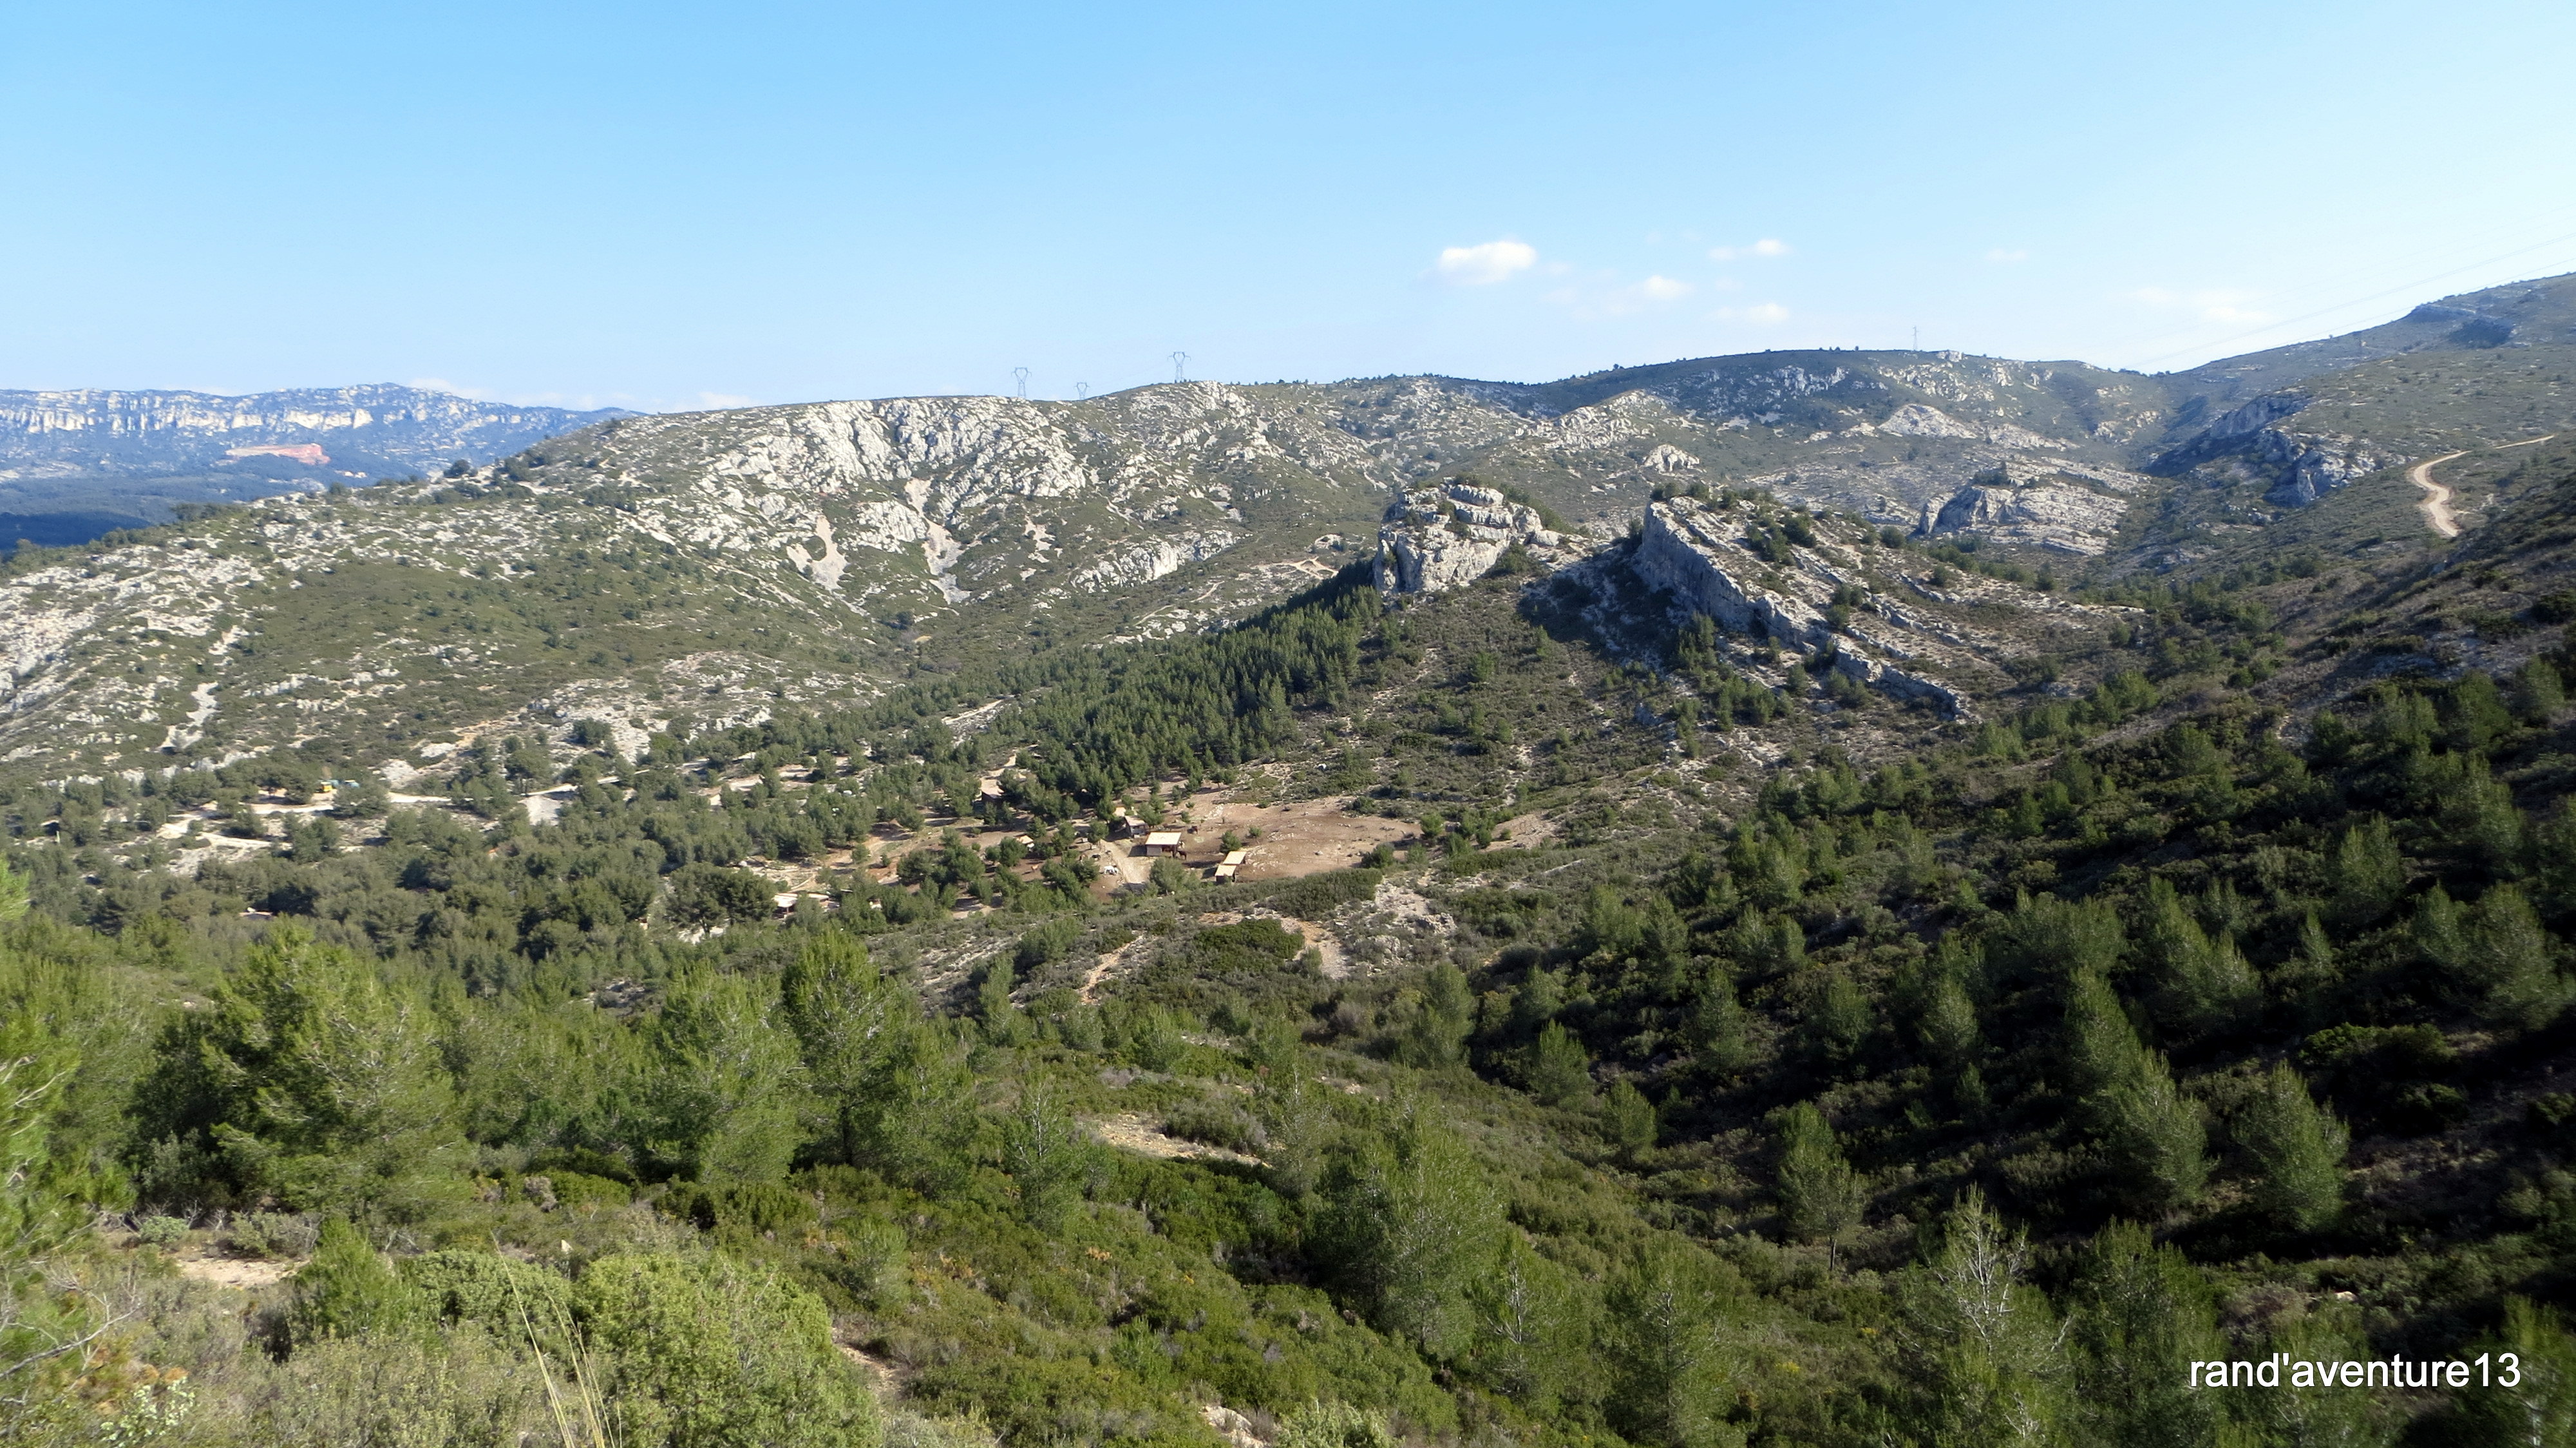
[[2148, 392, 2407, 508], [1633, 497, 1962, 712], [1919, 464, 2132, 556], [1375, 481, 1564, 595]]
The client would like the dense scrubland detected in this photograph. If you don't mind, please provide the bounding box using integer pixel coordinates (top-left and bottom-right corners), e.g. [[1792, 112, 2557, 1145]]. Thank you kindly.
[[18, 455, 2576, 1448]]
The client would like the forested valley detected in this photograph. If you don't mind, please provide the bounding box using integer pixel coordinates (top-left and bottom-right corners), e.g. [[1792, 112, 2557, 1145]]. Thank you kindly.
[[17, 463, 2576, 1448]]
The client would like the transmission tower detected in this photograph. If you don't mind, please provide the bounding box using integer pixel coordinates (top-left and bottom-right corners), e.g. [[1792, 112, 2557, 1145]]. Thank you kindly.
[[1012, 367, 1029, 399], [1075, 382, 1089, 400], [1171, 351, 1189, 383]]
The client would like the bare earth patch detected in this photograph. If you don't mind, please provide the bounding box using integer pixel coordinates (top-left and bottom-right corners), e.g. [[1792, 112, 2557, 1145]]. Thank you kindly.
[[1088, 1111, 1262, 1167], [174, 1253, 295, 1290]]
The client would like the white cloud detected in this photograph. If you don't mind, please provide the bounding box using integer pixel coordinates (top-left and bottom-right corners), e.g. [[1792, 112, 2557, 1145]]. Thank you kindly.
[[1433, 238, 1538, 285], [697, 392, 756, 409], [1704, 302, 1791, 324], [1637, 274, 1694, 301], [1709, 238, 1790, 262], [1986, 248, 2029, 263]]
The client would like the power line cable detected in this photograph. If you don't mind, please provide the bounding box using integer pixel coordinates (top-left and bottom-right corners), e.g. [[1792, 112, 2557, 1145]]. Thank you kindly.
[[2126, 224, 2576, 370]]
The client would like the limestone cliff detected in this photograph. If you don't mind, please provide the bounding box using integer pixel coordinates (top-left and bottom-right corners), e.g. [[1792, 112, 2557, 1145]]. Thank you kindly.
[[1634, 496, 1965, 712], [1918, 461, 2138, 556], [0, 385, 630, 481], [1374, 481, 1567, 594], [2148, 392, 2408, 508]]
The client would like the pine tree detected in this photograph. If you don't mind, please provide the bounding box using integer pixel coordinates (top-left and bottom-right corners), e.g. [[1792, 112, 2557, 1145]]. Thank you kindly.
[[2253, 1303, 2391, 1447], [1601, 1237, 1747, 1448], [1002, 1083, 1095, 1230], [1318, 1103, 1502, 1357], [2412, 884, 2467, 971], [1688, 959, 1752, 1076], [2453, 1297, 2576, 1447], [2443, 754, 2526, 875], [2139, 877, 2257, 1039], [2465, 884, 2568, 1029], [779, 933, 916, 1166], [2237, 1063, 2347, 1233], [1603, 1079, 1658, 1161], [156, 925, 465, 1212], [1893, 1190, 2070, 1448], [1398, 964, 1475, 1068], [1774, 1101, 1865, 1249], [2328, 817, 2406, 930], [2068, 1221, 2234, 1448], [1919, 970, 1984, 1086], [1525, 1022, 1593, 1107], [977, 956, 1027, 1045], [2094, 1049, 2208, 1217], [646, 970, 807, 1182], [0, 998, 109, 1438], [1468, 1231, 1590, 1411], [2065, 970, 2206, 1215]]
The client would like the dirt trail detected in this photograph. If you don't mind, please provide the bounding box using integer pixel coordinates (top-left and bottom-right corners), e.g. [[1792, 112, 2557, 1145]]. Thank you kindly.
[[2409, 452, 2467, 538], [2410, 435, 2559, 538]]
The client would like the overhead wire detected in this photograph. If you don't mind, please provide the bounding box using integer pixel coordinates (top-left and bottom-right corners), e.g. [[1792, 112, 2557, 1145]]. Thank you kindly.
[[2117, 214, 2576, 372]]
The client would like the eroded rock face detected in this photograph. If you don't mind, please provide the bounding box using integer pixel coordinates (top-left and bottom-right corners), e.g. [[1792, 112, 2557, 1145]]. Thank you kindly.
[[1920, 463, 2133, 556], [1375, 481, 1564, 594], [2149, 392, 2407, 508], [2255, 431, 2405, 508], [1634, 496, 1963, 713]]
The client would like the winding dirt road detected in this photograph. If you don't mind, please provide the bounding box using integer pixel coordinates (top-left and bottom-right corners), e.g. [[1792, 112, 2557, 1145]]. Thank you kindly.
[[2409, 435, 2559, 539], [2408, 452, 2467, 538]]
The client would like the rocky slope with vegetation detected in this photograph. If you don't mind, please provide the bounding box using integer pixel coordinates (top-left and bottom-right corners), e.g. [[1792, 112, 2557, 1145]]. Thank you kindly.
[[16, 277, 2576, 1448]]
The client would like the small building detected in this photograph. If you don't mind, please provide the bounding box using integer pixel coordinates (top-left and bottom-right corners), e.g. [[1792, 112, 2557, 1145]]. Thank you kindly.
[[1109, 813, 1148, 839], [1142, 831, 1186, 856], [1211, 849, 1247, 881]]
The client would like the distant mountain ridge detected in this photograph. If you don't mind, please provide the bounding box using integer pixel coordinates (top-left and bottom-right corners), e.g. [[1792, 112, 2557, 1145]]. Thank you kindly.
[[0, 384, 634, 544], [0, 383, 631, 481]]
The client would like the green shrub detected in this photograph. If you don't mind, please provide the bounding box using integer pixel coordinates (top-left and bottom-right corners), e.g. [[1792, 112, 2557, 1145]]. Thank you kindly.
[[1164, 1098, 1266, 1156], [225, 1210, 318, 1259], [573, 1252, 877, 1448], [528, 1147, 639, 1186], [548, 1171, 634, 1213], [289, 1219, 426, 1349], [1267, 870, 1384, 920], [670, 1180, 820, 1237], [402, 1250, 572, 1337], [135, 1215, 188, 1248], [1276, 1401, 1395, 1448]]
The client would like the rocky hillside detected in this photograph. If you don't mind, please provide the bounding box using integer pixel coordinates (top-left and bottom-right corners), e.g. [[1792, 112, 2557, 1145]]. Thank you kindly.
[[10, 273, 2576, 786]]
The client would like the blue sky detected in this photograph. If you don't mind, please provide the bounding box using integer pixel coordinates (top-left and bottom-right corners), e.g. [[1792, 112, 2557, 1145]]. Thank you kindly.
[[6, 1, 2574, 410]]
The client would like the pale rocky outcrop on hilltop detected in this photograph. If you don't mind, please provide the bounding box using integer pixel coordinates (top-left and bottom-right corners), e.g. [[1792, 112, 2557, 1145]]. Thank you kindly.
[[1634, 497, 1966, 712], [1374, 481, 1567, 595], [1918, 460, 2139, 556]]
